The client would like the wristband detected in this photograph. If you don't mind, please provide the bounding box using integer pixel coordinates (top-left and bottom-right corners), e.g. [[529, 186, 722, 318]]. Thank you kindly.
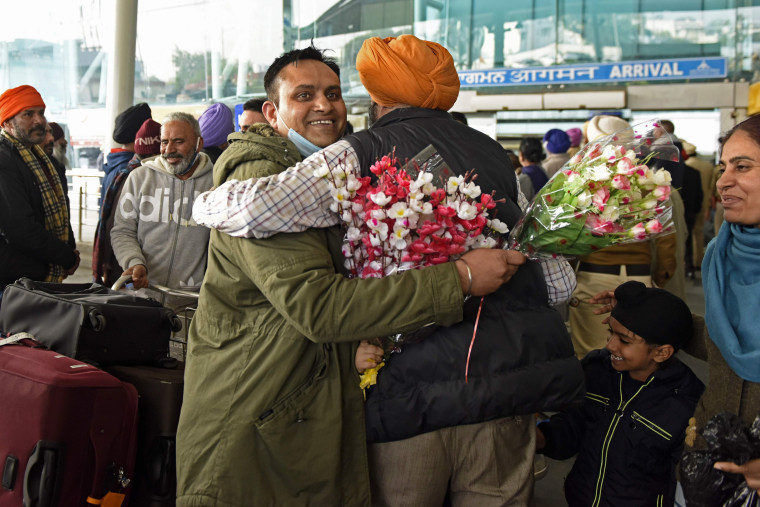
[[459, 258, 473, 301]]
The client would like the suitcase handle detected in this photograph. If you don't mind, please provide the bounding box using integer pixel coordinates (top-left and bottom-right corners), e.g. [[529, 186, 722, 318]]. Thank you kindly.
[[110, 276, 133, 291], [23, 441, 62, 507], [15, 277, 109, 295]]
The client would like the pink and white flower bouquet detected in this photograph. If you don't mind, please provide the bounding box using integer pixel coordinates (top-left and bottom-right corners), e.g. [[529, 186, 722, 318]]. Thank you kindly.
[[322, 146, 509, 280], [508, 119, 679, 258], [320, 146, 509, 386]]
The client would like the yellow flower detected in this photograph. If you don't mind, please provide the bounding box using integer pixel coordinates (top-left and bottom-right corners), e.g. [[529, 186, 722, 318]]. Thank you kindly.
[[359, 362, 385, 391]]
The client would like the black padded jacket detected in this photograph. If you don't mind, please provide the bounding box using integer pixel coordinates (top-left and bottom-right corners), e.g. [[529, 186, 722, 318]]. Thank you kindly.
[[347, 107, 585, 443]]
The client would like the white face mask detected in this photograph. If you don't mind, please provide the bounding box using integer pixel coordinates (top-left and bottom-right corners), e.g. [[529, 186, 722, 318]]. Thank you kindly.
[[272, 102, 322, 157]]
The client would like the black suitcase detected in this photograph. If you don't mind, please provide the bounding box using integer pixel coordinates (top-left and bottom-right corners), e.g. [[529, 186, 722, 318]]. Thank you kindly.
[[0, 278, 181, 366], [106, 364, 184, 507]]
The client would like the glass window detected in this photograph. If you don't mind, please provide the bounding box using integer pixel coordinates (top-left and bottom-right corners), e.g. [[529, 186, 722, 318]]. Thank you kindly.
[[402, 0, 755, 82], [135, 0, 285, 104], [290, 0, 414, 96], [2, 1, 759, 110]]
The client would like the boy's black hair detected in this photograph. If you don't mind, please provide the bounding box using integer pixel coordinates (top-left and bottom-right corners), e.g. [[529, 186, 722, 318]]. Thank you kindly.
[[519, 137, 544, 163], [263, 45, 340, 106], [243, 98, 265, 113]]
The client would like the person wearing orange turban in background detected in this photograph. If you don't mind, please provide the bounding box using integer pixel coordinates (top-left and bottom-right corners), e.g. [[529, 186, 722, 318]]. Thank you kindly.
[[193, 34, 581, 506], [0, 85, 79, 299]]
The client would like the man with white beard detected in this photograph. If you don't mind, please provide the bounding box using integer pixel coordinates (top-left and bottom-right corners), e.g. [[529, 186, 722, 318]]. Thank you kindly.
[[111, 112, 212, 305], [39, 122, 72, 219], [48, 122, 69, 170]]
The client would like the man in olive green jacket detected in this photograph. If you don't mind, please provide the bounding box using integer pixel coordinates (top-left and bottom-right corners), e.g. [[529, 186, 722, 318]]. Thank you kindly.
[[176, 47, 521, 507]]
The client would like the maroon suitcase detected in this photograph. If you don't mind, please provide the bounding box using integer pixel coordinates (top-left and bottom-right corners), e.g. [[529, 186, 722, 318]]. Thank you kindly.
[[0, 339, 138, 507]]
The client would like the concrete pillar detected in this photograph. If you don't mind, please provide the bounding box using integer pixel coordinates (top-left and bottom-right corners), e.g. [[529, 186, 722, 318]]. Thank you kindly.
[[236, 8, 253, 98], [236, 58, 248, 97], [98, 53, 108, 104], [66, 39, 80, 106], [104, 0, 138, 150], [211, 26, 223, 100]]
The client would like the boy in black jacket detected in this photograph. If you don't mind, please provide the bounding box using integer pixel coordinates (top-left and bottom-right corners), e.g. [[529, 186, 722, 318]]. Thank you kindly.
[[537, 281, 704, 506]]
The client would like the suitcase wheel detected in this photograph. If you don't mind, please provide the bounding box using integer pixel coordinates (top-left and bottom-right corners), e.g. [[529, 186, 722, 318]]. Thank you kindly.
[[169, 315, 182, 333], [88, 310, 106, 332]]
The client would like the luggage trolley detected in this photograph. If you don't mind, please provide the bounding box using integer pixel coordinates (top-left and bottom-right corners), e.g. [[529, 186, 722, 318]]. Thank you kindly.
[[112, 276, 199, 361]]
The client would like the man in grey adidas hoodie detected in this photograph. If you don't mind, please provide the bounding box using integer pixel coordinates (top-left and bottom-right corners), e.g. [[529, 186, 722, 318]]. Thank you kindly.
[[111, 112, 213, 300]]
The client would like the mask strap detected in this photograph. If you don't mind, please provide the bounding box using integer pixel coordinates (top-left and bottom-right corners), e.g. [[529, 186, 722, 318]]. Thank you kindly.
[[175, 137, 201, 177], [271, 102, 291, 131]]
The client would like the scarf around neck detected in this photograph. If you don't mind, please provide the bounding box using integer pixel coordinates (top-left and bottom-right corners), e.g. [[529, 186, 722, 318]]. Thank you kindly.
[[1, 129, 70, 282], [702, 222, 760, 382]]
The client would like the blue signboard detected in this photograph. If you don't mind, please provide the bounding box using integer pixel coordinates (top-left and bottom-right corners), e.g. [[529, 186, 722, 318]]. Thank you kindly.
[[234, 103, 244, 131], [458, 57, 727, 87]]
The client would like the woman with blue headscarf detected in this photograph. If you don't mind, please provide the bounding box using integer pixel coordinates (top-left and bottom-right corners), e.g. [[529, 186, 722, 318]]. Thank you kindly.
[[684, 114, 760, 493]]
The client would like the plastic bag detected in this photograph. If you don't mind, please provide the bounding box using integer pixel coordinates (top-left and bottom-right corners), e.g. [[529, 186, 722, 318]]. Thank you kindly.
[[725, 482, 760, 507], [680, 412, 760, 507]]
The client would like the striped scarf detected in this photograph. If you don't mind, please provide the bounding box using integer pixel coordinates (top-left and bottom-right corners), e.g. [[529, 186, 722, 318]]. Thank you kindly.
[[1, 129, 70, 281]]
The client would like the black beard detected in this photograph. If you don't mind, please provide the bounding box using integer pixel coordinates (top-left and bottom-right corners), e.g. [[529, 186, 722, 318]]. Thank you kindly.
[[9, 120, 45, 146]]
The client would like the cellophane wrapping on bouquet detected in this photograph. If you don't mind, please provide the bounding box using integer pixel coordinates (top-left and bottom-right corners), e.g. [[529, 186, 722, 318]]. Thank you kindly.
[[508, 119, 679, 258]]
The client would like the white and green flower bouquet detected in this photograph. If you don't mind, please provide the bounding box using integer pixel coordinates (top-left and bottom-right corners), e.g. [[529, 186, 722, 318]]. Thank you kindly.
[[508, 119, 679, 258]]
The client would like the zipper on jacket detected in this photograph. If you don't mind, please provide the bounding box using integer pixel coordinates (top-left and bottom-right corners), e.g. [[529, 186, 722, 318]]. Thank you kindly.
[[591, 374, 654, 507], [630, 411, 672, 441]]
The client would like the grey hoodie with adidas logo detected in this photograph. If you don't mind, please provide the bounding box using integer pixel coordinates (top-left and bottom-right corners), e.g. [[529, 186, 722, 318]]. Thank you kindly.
[[111, 151, 214, 297]]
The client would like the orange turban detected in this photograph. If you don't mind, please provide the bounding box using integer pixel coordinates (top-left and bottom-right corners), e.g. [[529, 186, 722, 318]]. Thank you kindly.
[[0, 85, 45, 125], [356, 35, 460, 111]]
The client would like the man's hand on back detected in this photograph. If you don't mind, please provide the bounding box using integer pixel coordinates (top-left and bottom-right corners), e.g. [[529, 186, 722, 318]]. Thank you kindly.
[[456, 248, 527, 297]]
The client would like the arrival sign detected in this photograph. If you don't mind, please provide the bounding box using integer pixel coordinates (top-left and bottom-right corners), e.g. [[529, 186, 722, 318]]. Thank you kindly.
[[458, 57, 727, 87]]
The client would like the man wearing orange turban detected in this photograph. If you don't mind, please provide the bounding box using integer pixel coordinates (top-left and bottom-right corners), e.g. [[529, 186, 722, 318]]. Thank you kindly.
[[356, 34, 460, 111], [0, 84, 79, 295], [194, 34, 580, 506]]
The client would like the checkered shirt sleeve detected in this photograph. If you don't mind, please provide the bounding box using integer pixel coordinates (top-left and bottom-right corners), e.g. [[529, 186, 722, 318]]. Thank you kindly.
[[192, 142, 575, 305], [192, 140, 356, 238], [514, 172, 576, 305]]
